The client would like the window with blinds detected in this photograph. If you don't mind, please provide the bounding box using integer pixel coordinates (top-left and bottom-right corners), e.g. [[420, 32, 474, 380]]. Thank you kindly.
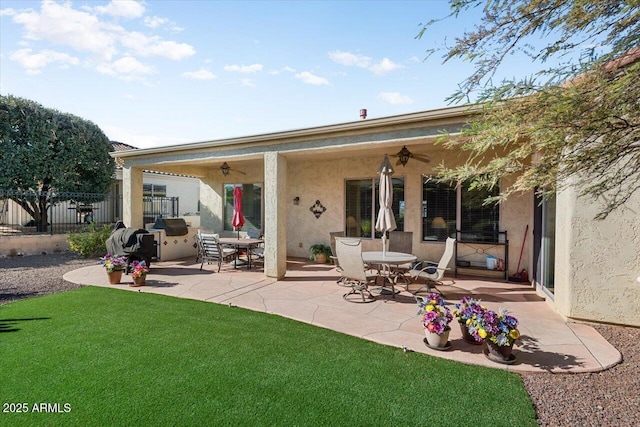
[[422, 179, 456, 242], [460, 183, 500, 242]]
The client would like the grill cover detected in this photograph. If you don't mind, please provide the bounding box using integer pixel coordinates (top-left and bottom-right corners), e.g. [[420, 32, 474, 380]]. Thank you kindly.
[[106, 227, 155, 268], [152, 218, 188, 236]]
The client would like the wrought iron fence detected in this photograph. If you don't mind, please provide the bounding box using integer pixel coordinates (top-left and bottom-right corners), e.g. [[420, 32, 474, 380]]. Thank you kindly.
[[0, 190, 179, 236]]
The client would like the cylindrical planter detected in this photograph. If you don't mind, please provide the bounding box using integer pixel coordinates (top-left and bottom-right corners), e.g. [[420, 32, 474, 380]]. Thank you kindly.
[[131, 275, 146, 286], [107, 270, 123, 284], [485, 340, 514, 361], [459, 321, 483, 345], [424, 326, 451, 348]]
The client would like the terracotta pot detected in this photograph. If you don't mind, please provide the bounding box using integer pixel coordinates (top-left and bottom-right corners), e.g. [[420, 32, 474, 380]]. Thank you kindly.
[[107, 270, 123, 284], [485, 340, 514, 361], [459, 321, 483, 345], [424, 326, 451, 348], [132, 274, 146, 286], [314, 254, 327, 264]]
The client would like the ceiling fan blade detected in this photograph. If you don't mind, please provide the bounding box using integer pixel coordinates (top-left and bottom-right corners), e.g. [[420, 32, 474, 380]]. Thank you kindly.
[[412, 154, 431, 164]]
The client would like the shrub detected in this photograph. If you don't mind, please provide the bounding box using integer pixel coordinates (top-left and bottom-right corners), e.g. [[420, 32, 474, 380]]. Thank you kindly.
[[67, 223, 113, 258]]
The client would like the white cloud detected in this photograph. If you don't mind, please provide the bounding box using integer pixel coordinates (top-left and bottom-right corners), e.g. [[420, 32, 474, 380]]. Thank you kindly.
[[329, 50, 371, 68], [97, 56, 154, 81], [12, 1, 120, 61], [182, 68, 217, 80], [123, 93, 135, 99], [329, 50, 403, 75], [94, 0, 145, 18], [10, 48, 79, 74], [0, 8, 16, 17], [282, 66, 296, 72], [144, 15, 168, 28], [378, 92, 413, 105], [224, 64, 263, 73], [295, 71, 330, 86], [370, 58, 403, 75], [7, 0, 194, 76], [240, 78, 255, 87]]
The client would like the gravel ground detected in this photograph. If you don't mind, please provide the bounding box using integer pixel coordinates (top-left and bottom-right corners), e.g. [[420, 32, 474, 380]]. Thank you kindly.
[[1, 253, 639, 426]]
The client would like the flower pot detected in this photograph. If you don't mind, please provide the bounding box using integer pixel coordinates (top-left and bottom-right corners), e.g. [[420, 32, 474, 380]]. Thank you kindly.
[[459, 321, 482, 345], [484, 340, 515, 363], [107, 270, 123, 284], [314, 254, 327, 264], [131, 274, 146, 286], [424, 326, 451, 348]]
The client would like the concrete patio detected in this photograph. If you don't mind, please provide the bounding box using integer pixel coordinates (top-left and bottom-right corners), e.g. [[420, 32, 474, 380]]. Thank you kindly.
[[64, 257, 621, 374]]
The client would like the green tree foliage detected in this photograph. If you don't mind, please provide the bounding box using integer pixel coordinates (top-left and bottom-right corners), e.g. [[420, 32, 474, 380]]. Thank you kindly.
[[420, 1, 640, 218], [0, 95, 115, 230]]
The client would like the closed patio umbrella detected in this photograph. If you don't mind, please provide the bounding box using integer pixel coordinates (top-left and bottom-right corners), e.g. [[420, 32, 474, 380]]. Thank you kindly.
[[375, 154, 397, 255], [232, 185, 245, 239]]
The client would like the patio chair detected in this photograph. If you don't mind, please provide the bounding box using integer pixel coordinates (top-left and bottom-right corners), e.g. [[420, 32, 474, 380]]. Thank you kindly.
[[329, 231, 348, 286], [197, 231, 237, 272], [246, 229, 264, 264], [335, 237, 377, 303], [409, 237, 456, 294], [388, 231, 413, 286]]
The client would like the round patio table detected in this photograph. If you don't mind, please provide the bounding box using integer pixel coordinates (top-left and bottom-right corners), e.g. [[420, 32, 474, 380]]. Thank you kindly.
[[362, 251, 416, 296]]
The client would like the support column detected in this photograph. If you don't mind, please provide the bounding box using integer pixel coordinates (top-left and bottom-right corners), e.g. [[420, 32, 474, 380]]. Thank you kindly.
[[264, 152, 287, 278], [122, 165, 144, 229]]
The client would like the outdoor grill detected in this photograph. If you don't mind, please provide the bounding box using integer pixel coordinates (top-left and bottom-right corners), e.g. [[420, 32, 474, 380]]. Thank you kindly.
[[106, 222, 156, 270], [152, 217, 189, 236]]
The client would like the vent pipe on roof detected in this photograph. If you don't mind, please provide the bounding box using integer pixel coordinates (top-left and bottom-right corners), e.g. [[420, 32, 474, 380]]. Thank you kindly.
[[360, 109, 367, 119]]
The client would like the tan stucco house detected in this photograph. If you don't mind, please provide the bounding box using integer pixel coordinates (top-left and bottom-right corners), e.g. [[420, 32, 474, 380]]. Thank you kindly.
[[112, 104, 640, 327]]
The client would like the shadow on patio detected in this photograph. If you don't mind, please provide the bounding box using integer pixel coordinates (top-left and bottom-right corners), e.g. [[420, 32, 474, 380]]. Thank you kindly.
[[64, 257, 621, 374]]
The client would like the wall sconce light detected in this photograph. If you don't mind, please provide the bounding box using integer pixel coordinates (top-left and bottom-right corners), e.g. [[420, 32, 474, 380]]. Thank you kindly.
[[220, 162, 230, 176], [293, 197, 300, 205]]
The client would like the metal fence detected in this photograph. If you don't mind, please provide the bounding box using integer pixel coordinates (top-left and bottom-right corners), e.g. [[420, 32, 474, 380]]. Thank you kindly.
[[0, 190, 179, 236]]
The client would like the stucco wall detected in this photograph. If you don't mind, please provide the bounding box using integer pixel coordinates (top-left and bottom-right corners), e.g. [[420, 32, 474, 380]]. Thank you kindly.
[[555, 182, 640, 326], [285, 150, 533, 272], [0, 234, 69, 257]]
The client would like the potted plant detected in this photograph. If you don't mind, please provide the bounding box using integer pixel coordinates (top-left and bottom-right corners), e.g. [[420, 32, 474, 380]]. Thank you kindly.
[[130, 260, 150, 286], [100, 254, 127, 284], [309, 244, 332, 263], [472, 307, 520, 363], [417, 293, 454, 349], [453, 296, 485, 345]]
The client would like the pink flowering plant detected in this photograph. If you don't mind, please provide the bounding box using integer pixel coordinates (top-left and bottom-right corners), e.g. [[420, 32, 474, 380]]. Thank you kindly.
[[473, 308, 520, 346], [130, 260, 149, 279], [416, 293, 454, 334], [100, 254, 127, 273]]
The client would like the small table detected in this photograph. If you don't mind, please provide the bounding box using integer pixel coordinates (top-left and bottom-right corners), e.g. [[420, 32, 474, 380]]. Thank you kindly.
[[218, 237, 264, 270], [362, 251, 417, 296]]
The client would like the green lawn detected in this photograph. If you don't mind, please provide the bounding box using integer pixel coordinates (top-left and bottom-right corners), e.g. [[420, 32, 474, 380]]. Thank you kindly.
[[0, 287, 536, 426]]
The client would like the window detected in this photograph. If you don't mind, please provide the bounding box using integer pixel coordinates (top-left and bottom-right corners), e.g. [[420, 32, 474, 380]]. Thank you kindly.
[[461, 183, 499, 242], [143, 184, 166, 197], [224, 183, 263, 231], [345, 178, 404, 238], [422, 179, 456, 241], [421, 178, 500, 243]]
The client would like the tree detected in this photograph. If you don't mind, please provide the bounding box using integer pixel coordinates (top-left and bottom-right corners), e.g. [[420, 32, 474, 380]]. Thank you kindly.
[[0, 95, 115, 231], [419, 0, 640, 219]]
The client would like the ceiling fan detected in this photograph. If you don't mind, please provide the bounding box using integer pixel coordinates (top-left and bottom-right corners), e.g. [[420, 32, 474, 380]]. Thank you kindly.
[[391, 145, 431, 167], [220, 162, 246, 176]]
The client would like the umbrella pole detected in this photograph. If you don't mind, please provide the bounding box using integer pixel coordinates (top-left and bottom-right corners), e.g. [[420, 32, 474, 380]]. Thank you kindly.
[[382, 232, 387, 256]]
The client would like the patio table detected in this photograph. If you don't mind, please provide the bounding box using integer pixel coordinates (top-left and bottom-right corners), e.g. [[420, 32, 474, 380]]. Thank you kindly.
[[218, 237, 264, 270], [362, 251, 417, 295]]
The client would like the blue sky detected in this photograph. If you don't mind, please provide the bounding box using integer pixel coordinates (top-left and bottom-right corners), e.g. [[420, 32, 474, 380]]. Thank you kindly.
[[1, 0, 537, 148]]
